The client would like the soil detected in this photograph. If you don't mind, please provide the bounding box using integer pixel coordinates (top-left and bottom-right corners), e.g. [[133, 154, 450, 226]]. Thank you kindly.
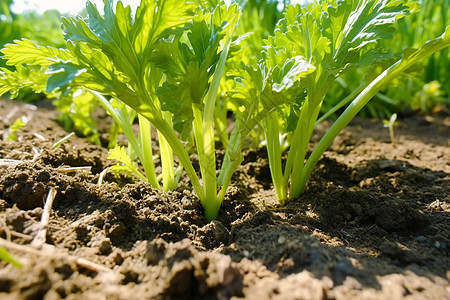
[[0, 98, 449, 300]]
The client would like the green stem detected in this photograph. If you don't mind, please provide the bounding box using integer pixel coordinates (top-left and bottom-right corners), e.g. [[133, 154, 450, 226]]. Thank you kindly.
[[108, 121, 120, 149], [217, 118, 244, 187], [199, 35, 235, 221], [158, 111, 175, 192], [137, 114, 161, 189], [282, 90, 320, 199], [289, 98, 322, 199], [193, 105, 207, 194], [263, 111, 286, 202], [298, 62, 403, 195], [316, 81, 366, 125], [92, 91, 160, 189], [299, 26, 450, 194], [135, 80, 205, 200], [214, 103, 229, 148], [93, 90, 204, 199], [146, 110, 205, 201]]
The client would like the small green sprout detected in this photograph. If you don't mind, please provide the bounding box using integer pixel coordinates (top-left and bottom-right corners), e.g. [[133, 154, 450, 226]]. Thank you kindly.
[[6, 117, 27, 141], [108, 146, 148, 182], [383, 113, 398, 146]]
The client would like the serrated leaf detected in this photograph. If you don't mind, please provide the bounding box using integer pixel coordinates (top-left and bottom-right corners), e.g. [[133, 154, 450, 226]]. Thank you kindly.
[[108, 145, 147, 182], [1, 39, 75, 67], [6, 117, 27, 141], [108, 145, 133, 165], [272, 56, 316, 92], [273, 0, 410, 79], [0, 65, 49, 97], [154, 4, 240, 138], [228, 52, 313, 151], [331, 0, 410, 70], [132, 0, 197, 56], [110, 164, 133, 174]]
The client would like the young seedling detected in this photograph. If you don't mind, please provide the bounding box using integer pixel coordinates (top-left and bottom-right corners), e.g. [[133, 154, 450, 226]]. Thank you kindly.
[[383, 113, 398, 146], [6, 116, 27, 141]]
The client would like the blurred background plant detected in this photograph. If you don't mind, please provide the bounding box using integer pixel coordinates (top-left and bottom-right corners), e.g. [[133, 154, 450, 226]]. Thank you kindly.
[[321, 0, 449, 119], [0, 0, 101, 143], [379, 0, 449, 114], [215, 0, 287, 149]]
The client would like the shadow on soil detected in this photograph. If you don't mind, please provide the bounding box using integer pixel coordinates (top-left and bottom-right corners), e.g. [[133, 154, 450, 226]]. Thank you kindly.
[[219, 156, 449, 289]]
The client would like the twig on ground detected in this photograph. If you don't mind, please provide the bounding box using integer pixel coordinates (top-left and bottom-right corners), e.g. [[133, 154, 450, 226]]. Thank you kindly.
[[3, 106, 20, 124], [32, 133, 47, 141], [10, 231, 33, 241], [0, 238, 114, 274], [31, 187, 57, 248], [31, 147, 43, 162], [56, 166, 92, 173], [98, 167, 109, 186], [52, 132, 75, 149], [0, 218, 11, 241], [0, 159, 92, 175], [0, 159, 23, 168]]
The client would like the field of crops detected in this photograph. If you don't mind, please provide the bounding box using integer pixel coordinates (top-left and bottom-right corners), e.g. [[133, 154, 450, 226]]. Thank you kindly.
[[0, 0, 449, 299]]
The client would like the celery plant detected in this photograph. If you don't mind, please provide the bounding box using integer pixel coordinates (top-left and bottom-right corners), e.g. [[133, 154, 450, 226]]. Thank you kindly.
[[222, 0, 450, 203], [1, 0, 241, 220], [1, 0, 448, 221]]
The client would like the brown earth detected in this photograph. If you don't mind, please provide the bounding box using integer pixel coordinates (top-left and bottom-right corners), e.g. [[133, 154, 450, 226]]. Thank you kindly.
[[0, 98, 449, 300]]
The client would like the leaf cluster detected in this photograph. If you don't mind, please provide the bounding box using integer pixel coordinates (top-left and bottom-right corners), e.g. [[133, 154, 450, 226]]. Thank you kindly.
[[0, 0, 449, 220]]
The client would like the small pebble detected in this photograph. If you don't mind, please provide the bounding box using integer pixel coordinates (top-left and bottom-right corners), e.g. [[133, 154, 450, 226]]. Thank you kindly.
[[98, 238, 112, 255], [430, 225, 440, 232], [211, 220, 230, 244], [415, 236, 428, 243], [350, 203, 362, 216], [112, 250, 124, 265], [435, 241, 448, 250], [343, 213, 352, 221]]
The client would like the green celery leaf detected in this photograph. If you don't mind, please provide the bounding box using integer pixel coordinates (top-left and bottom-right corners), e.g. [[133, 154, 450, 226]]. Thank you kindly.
[[397, 26, 450, 70], [6, 117, 27, 141], [272, 56, 316, 93], [108, 145, 134, 166], [57, 0, 198, 120], [229, 52, 314, 152], [46, 62, 87, 93], [327, 0, 410, 70], [274, 0, 410, 80], [1, 39, 75, 66], [132, 0, 197, 56], [108, 145, 147, 182], [0, 65, 49, 97], [154, 4, 240, 139]]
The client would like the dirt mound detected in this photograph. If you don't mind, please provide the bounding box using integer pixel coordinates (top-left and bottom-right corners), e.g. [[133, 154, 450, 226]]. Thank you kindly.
[[0, 99, 449, 299]]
